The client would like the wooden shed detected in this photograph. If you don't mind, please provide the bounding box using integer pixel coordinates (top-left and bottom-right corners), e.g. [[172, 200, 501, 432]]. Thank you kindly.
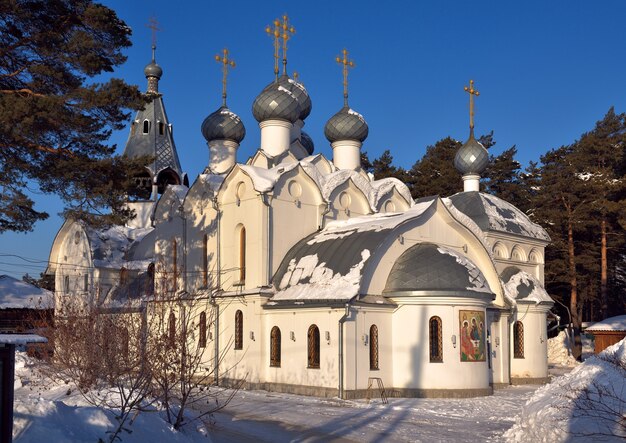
[[586, 315, 626, 354]]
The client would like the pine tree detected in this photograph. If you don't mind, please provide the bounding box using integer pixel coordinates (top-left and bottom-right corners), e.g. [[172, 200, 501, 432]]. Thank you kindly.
[[482, 146, 528, 210], [0, 0, 148, 233], [408, 137, 463, 199], [371, 149, 408, 181]]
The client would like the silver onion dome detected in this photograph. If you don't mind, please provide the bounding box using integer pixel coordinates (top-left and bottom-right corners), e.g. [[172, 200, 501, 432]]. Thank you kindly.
[[252, 80, 301, 123], [275, 74, 312, 120], [454, 130, 489, 175], [324, 106, 369, 143], [201, 106, 246, 144], [144, 61, 162, 79], [300, 130, 314, 155]]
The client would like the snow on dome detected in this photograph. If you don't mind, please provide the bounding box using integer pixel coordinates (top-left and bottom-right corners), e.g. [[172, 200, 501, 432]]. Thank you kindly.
[[0, 275, 53, 309], [504, 338, 626, 442], [324, 106, 369, 143], [252, 80, 301, 123], [201, 106, 246, 143], [449, 191, 550, 241], [501, 268, 553, 304], [586, 315, 626, 331]]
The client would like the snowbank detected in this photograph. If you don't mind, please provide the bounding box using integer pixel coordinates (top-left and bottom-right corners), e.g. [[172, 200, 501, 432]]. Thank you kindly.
[[586, 315, 626, 332], [547, 331, 579, 367], [504, 338, 626, 442]]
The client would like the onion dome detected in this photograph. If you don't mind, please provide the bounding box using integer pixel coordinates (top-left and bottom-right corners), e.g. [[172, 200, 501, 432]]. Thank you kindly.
[[300, 130, 314, 154], [252, 79, 302, 123], [144, 60, 163, 79], [454, 129, 489, 175], [273, 74, 312, 120], [201, 106, 246, 144], [324, 106, 369, 143]]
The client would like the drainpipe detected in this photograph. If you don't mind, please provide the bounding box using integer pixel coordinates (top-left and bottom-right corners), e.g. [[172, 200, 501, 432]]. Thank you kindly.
[[338, 302, 350, 399], [210, 292, 219, 386], [261, 194, 272, 285]]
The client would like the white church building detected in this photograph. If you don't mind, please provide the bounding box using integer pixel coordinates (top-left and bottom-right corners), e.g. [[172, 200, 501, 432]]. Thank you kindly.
[[47, 26, 554, 399]]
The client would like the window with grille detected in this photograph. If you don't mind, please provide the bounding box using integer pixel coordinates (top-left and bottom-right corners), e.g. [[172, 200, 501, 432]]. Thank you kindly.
[[199, 311, 207, 348], [307, 325, 320, 369], [168, 311, 176, 345], [270, 326, 281, 367], [429, 316, 443, 363], [369, 324, 379, 370], [513, 321, 524, 358], [235, 310, 243, 350]]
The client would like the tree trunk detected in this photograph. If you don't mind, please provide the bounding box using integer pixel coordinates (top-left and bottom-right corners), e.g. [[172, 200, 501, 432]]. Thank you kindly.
[[600, 216, 608, 319], [567, 214, 583, 360]]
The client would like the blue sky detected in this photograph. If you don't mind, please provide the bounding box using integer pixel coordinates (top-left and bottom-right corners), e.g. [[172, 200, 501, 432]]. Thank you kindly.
[[2, 0, 626, 279]]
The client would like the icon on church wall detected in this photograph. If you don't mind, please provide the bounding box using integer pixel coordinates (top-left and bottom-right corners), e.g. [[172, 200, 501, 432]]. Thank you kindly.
[[459, 310, 486, 362]]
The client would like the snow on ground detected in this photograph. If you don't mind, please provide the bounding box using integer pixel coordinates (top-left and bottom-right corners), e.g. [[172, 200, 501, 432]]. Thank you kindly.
[[504, 338, 626, 442], [12, 353, 210, 443], [548, 330, 579, 367]]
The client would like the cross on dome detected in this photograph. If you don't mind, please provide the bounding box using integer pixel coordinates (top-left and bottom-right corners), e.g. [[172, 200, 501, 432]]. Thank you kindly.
[[215, 48, 236, 107], [265, 15, 296, 80], [464, 79, 480, 131], [336, 48, 355, 107]]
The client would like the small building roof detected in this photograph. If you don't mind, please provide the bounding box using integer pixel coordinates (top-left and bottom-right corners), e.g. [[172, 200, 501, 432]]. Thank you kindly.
[[0, 275, 53, 309], [448, 191, 550, 241], [0, 334, 47, 345], [586, 315, 626, 332]]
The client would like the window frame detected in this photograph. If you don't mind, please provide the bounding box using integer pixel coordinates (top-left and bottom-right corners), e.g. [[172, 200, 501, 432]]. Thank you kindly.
[[234, 310, 243, 350], [270, 326, 281, 367], [513, 321, 524, 358], [307, 324, 320, 369], [369, 324, 379, 370], [429, 316, 443, 363]]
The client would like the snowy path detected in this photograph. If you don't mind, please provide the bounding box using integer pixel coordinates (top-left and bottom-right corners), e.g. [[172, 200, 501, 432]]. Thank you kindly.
[[206, 385, 539, 443]]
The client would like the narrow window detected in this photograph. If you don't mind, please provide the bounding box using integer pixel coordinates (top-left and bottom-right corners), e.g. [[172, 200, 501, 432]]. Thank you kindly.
[[158, 121, 164, 135], [143, 119, 149, 134], [234, 310, 243, 350], [64, 275, 70, 295], [429, 316, 443, 363], [119, 267, 128, 285], [199, 311, 207, 348], [514, 321, 524, 358], [83, 274, 88, 292], [203, 234, 208, 288], [172, 238, 177, 292], [307, 324, 320, 369], [147, 262, 155, 295], [270, 326, 281, 367], [168, 311, 176, 345], [369, 324, 379, 370], [238, 227, 246, 283]]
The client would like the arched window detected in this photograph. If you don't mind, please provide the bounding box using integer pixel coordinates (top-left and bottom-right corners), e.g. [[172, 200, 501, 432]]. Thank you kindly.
[[64, 275, 70, 295], [234, 310, 243, 350], [168, 311, 176, 345], [307, 324, 320, 369], [203, 234, 208, 288], [238, 226, 246, 283], [83, 274, 89, 292], [142, 119, 149, 134], [147, 262, 155, 295], [513, 321, 524, 358], [429, 316, 443, 362], [270, 326, 281, 367], [119, 267, 128, 285], [199, 311, 207, 348], [369, 324, 379, 370], [158, 121, 165, 135]]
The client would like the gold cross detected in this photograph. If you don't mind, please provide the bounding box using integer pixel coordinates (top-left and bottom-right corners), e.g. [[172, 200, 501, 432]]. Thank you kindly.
[[266, 15, 295, 79], [464, 79, 480, 129], [293, 71, 299, 82], [146, 17, 161, 48], [215, 49, 236, 106], [336, 49, 355, 107]]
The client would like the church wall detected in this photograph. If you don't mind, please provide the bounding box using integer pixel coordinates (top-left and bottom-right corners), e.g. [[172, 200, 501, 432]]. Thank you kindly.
[[324, 180, 371, 224], [487, 309, 511, 386], [390, 300, 491, 392], [510, 304, 550, 383], [219, 174, 266, 290], [344, 307, 393, 392], [376, 189, 410, 214]]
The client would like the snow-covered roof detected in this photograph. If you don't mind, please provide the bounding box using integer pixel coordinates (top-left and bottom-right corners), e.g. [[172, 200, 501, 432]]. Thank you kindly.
[[586, 315, 626, 332], [0, 334, 47, 344], [501, 267, 553, 305], [270, 199, 437, 303], [0, 275, 53, 309], [384, 244, 493, 295], [448, 191, 550, 241], [86, 225, 154, 270], [167, 184, 188, 202]]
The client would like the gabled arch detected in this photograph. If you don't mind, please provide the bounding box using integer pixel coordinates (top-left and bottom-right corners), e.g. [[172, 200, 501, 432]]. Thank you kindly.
[[156, 167, 181, 195], [511, 245, 527, 262], [529, 248, 543, 264]]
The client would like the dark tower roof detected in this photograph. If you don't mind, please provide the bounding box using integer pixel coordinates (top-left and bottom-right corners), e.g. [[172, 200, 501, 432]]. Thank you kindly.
[[122, 47, 185, 197]]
